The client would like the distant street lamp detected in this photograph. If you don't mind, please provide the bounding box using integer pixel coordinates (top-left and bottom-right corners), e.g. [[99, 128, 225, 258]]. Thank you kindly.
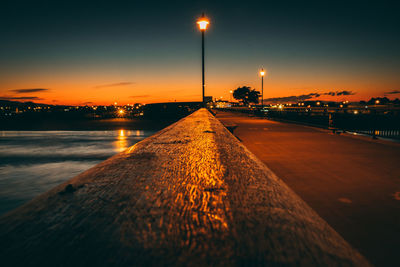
[[259, 68, 266, 109], [197, 13, 210, 107], [230, 90, 233, 102]]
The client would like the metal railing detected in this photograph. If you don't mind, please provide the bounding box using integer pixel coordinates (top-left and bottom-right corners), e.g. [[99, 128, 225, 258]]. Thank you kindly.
[[218, 106, 400, 140]]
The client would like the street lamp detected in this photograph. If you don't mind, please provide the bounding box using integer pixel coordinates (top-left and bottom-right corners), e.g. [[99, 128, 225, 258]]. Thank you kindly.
[[197, 13, 209, 107], [259, 68, 266, 109]]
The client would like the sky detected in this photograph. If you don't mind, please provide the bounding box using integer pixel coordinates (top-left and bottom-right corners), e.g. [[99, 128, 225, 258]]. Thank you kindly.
[[0, 0, 399, 105]]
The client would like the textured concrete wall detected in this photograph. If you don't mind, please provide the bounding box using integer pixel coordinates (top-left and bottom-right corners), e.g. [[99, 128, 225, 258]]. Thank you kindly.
[[0, 109, 370, 266]]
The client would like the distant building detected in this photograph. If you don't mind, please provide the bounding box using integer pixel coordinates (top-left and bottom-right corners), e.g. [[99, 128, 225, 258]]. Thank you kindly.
[[204, 96, 213, 103], [214, 100, 231, 108], [143, 102, 202, 119]]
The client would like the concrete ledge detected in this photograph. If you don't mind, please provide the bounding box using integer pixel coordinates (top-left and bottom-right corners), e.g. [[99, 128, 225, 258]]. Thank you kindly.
[[0, 109, 370, 266]]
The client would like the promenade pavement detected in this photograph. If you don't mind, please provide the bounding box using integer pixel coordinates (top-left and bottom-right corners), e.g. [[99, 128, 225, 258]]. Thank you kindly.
[[215, 110, 400, 267]]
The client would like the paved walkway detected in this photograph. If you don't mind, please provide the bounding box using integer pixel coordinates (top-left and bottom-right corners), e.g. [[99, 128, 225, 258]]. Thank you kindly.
[[215, 110, 400, 267]]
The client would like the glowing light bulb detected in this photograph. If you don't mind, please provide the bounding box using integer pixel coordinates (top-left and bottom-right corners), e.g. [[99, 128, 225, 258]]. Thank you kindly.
[[197, 16, 209, 30]]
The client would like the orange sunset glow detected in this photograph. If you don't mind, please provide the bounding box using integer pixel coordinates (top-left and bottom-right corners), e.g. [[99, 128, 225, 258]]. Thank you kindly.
[[1, 0, 399, 106], [1, 66, 399, 105]]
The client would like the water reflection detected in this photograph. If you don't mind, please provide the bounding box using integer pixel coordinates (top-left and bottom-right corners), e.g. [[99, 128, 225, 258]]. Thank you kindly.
[[114, 130, 128, 152], [0, 130, 153, 215]]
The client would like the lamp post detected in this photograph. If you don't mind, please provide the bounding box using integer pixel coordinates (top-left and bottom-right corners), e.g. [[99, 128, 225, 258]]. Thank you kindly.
[[197, 13, 209, 107], [259, 68, 265, 109]]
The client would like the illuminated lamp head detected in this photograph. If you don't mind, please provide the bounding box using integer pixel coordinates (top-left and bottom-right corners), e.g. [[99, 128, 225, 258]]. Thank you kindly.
[[197, 14, 209, 31]]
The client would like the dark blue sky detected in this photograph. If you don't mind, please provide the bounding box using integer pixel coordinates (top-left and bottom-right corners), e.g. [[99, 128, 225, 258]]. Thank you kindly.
[[1, 0, 399, 104]]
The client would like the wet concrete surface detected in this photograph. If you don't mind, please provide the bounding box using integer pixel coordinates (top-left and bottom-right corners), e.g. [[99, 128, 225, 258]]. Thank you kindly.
[[215, 110, 400, 267]]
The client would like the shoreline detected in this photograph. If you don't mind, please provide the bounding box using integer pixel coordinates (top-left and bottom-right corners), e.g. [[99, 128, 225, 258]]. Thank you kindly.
[[0, 117, 178, 131]]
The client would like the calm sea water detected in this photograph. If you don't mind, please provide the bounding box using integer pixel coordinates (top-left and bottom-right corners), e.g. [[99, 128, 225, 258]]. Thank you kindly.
[[0, 130, 154, 215]]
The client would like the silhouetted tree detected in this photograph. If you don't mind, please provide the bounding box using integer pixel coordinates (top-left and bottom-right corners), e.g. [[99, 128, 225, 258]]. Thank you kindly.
[[367, 97, 390, 105], [233, 86, 250, 104], [233, 86, 260, 105], [248, 90, 261, 104]]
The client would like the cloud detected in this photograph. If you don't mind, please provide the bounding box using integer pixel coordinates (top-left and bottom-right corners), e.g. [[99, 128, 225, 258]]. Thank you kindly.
[[335, 90, 355, 96], [0, 96, 44, 100], [129, 95, 150, 98], [384, 90, 400, 95], [9, 88, 49, 93], [263, 90, 356, 103], [81, 101, 94, 105], [323, 90, 355, 96], [94, 82, 134, 89], [263, 93, 320, 103]]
